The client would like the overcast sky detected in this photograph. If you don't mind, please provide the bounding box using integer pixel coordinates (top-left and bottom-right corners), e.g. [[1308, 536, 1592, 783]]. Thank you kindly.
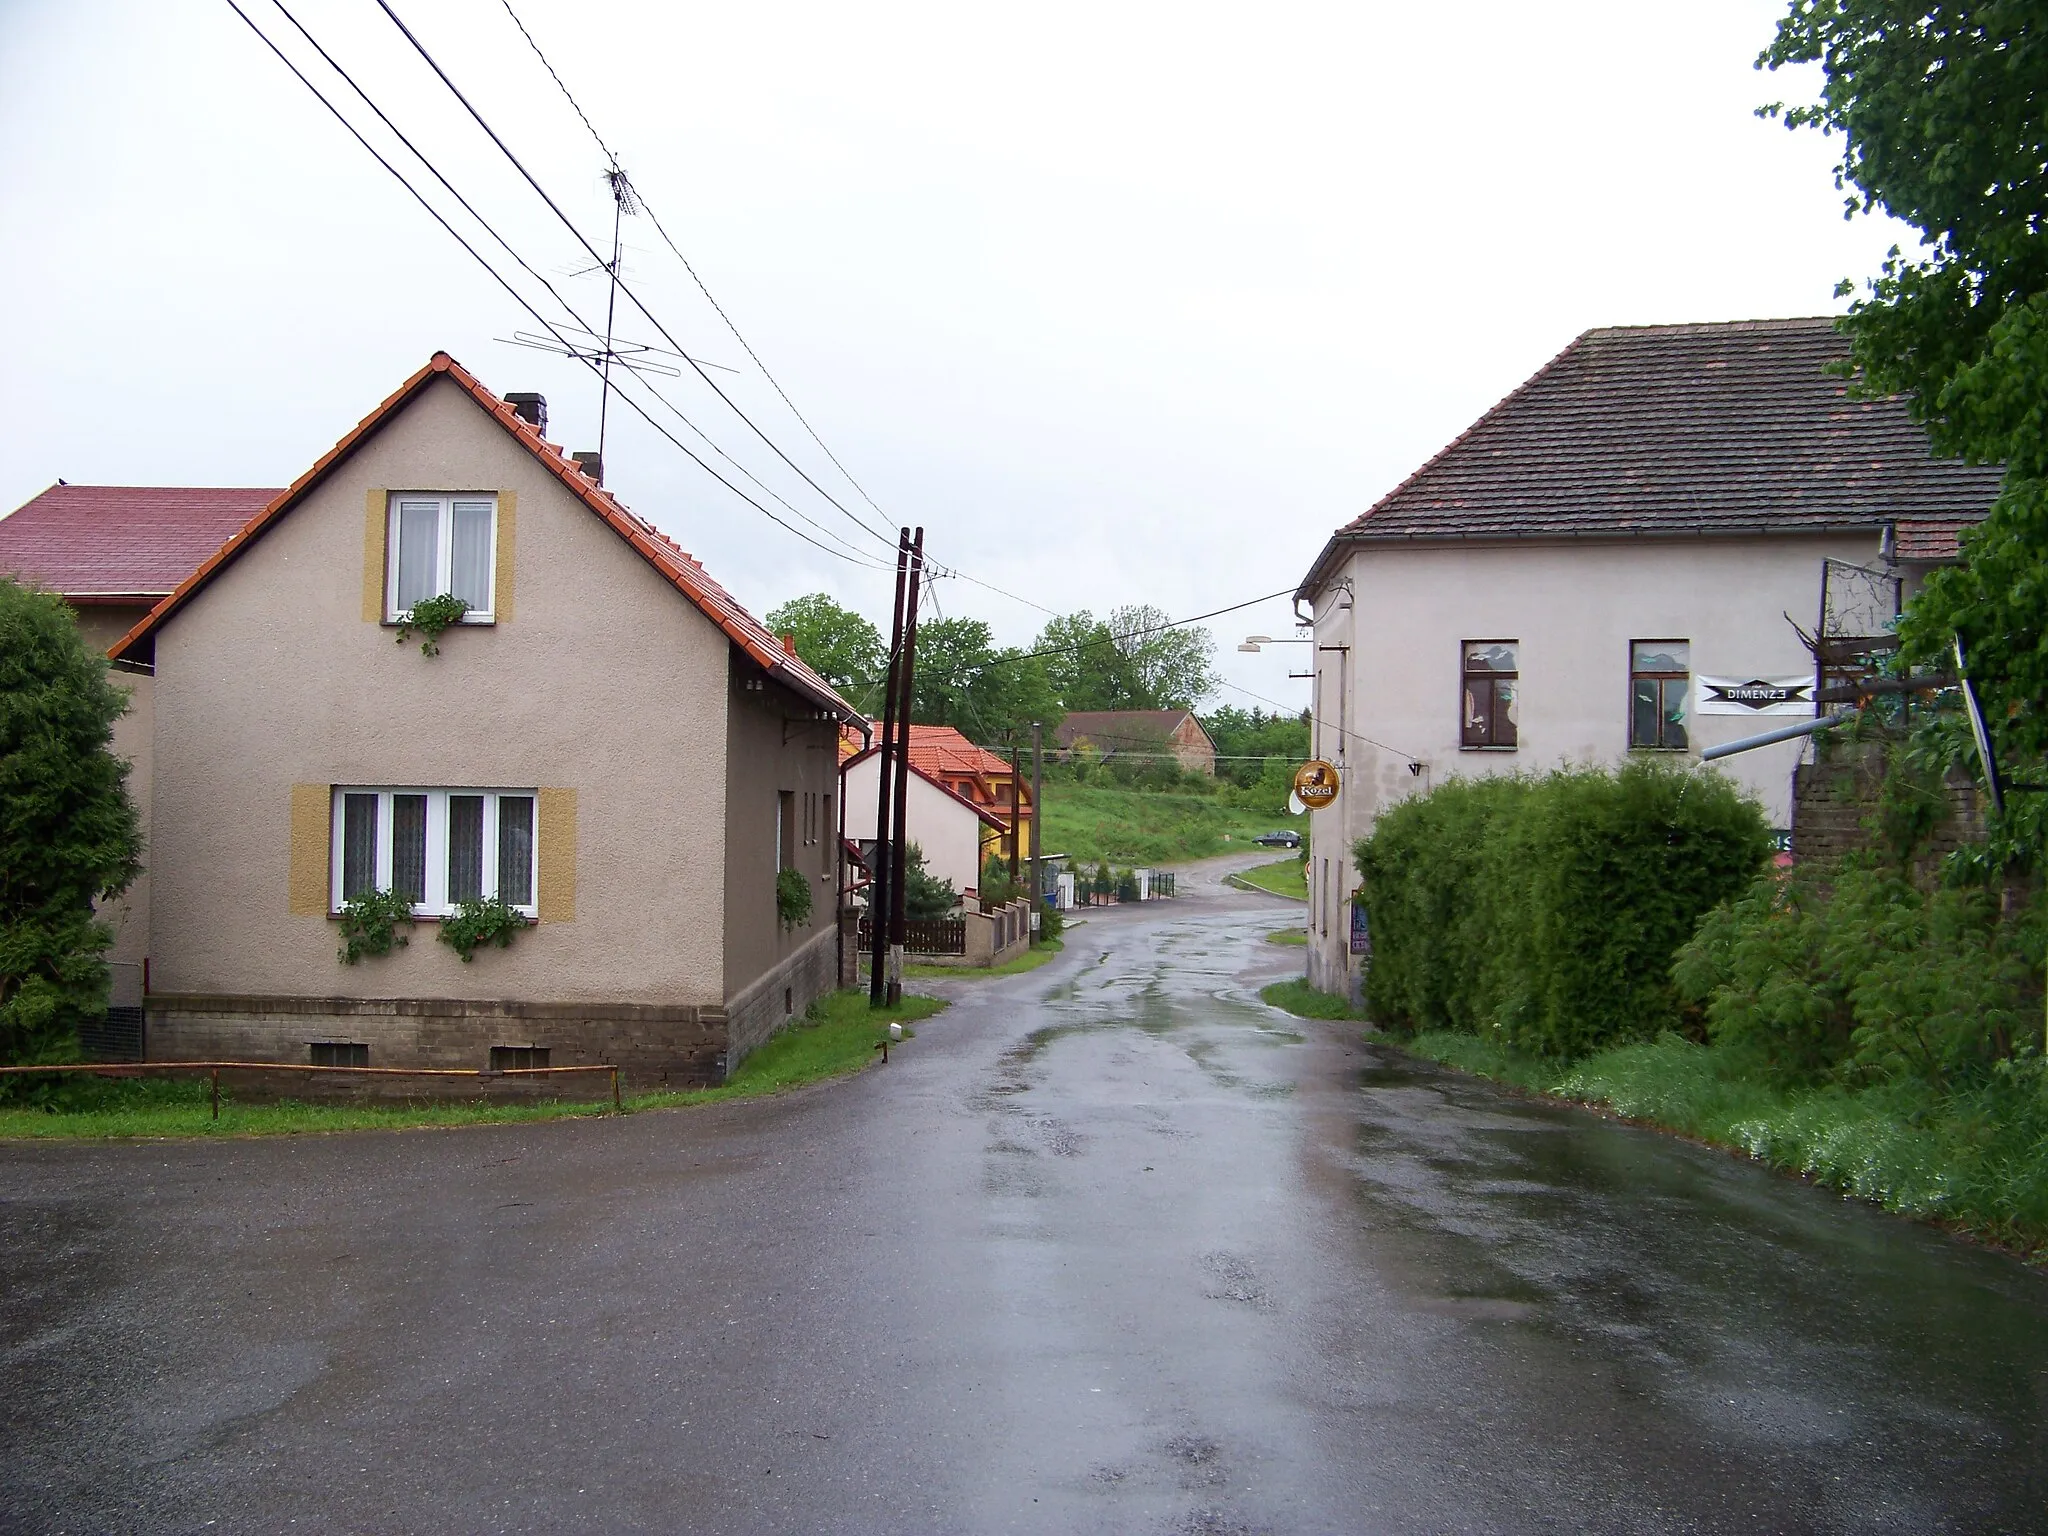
[[0, 0, 1913, 715]]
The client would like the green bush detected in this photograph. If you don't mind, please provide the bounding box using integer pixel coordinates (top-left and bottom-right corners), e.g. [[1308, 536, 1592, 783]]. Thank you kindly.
[[1356, 761, 1772, 1056], [0, 580, 142, 1069], [774, 868, 814, 928], [336, 888, 416, 965], [1115, 868, 1141, 902], [1037, 902, 1065, 942], [1676, 858, 2042, 1090]]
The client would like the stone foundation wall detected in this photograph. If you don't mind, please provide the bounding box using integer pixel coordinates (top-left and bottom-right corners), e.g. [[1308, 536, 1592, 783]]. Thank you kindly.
[[146, 994, 729, 1094], [724, 926, 840, 1075]]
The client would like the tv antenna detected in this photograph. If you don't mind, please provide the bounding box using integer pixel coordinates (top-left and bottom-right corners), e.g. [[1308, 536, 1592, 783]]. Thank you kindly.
[[496, 165, 737, 464]]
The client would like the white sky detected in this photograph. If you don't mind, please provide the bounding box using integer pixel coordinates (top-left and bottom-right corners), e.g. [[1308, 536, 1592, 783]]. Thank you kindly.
[[0, 0, 1911, 716]]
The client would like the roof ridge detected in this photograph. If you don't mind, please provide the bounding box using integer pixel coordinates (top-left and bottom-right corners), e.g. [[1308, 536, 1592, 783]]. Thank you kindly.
[[1580, 316, 1839, 337]]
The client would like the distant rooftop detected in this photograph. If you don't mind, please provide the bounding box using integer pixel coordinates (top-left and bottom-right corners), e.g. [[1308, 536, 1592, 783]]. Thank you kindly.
[[0, 484, 277, 601]]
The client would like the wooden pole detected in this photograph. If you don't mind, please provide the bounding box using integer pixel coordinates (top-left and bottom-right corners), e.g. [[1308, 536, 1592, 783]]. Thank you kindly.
[[869, 530, 910, 1005], [1008, 742, 1022, 887], [1031, 721, 1044, 925], [887, 529, 926, 1005]]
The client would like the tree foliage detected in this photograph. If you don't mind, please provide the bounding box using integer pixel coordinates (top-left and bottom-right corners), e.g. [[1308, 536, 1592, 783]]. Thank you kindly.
[[1032, 606, 1215, 712], [766, 593, 885, 701], [909, 616, 1062, 739], [1761, 3, 2048, 794], [0, 580, 142, 1066]]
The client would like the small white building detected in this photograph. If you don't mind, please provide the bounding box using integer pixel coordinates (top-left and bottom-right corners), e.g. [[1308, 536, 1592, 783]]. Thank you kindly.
[[841, 748, 1005, 904], [1294, 318, 2002, 998]]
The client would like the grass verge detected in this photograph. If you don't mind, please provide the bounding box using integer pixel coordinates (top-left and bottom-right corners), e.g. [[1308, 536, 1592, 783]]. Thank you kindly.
[[1233, 856, 1308, 900], [1265, 928, 1307, 946], [1040, 783, 1288, 865], [0, 990, 948, 1141], [1397, 1030, 2048, 1258], [904, 939, 1064, 980], [1259, 978, 1369, 1021]]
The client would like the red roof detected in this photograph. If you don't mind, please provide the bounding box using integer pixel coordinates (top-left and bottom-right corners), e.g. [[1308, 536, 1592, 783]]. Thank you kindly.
[[109, 353, 861, 721], [840, 747, 1010, 831], [1894, 515, 1976, 562], [902, 724, 1014, 779], [0, 484, 277, 601]]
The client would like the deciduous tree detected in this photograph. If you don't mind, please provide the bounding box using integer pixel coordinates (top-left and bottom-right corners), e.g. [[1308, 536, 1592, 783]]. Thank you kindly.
[[766, 593, 886, 702]]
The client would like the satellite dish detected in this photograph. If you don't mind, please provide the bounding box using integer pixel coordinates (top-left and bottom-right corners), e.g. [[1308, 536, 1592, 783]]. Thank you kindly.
[[1287, 791, 1307, 816], [1955, 636, 2005, 816]]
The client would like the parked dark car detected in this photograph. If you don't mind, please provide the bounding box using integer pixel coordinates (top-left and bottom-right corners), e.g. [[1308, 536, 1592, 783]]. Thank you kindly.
[[1251, 830, 1301, 848]]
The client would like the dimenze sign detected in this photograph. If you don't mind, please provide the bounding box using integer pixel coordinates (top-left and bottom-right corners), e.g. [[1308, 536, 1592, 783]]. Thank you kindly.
[[1695, 675, 1815, 717], [1293, 760, 1340, 808]]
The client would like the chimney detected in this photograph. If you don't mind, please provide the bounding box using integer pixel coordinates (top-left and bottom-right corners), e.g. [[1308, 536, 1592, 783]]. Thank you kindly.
[[504, 392, 547, 434], [572, 451, 603, 484], [782, 632, 797, 656]]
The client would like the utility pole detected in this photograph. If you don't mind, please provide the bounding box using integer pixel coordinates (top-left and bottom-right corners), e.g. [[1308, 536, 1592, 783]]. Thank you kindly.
[[869, 529, 910, 1006], [886, 529, 926, 1005], [1031, 721, 1044, 929]]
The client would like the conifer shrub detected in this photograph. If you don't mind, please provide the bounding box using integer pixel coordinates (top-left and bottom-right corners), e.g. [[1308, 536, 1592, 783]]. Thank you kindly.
[[1355, 762, 1771, 1056]]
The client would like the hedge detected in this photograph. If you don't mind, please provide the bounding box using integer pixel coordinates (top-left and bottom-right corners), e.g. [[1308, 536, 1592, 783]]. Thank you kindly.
[[1355, 761, 1772, 1057]]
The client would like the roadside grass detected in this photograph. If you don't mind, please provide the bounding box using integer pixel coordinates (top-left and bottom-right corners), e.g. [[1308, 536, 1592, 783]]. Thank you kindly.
[[1265, 929, 1308, 947], [0, 990, 948, 1141], [1040, 783, 1287, 865], [1259, 978, 1369, 1021], [1233, 856, 1308, 900], [1397, 1030, 2048, 1257], [904, 939, 1063, 980]]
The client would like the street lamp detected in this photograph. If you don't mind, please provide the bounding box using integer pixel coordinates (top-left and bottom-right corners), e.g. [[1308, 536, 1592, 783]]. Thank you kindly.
[[1236, 633, 1312, 653]]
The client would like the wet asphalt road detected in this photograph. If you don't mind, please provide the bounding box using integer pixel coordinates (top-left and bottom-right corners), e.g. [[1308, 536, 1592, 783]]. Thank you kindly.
[[5, 858, 2048, 1535]]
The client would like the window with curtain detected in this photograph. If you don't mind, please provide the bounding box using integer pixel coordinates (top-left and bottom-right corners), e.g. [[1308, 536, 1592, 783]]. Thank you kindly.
[[329, 787, 538, 915], [386, 494, 496, 620], [1461, 641, 1519, 749], [1629, 640, 1691, 751]]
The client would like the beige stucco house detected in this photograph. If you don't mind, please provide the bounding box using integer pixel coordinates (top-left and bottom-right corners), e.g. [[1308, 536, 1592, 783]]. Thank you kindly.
[[1294, 318, 2003, 998], [109, 352, 863, 1085]]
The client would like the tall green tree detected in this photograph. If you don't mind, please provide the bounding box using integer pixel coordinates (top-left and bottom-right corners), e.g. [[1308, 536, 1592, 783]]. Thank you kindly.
[[1033, 607, 1217, 711], [910, 616, 1063, 740], [765, 593, 885, 702], [0, 580, 141, 1066], [1761, 4, 2048, 790]]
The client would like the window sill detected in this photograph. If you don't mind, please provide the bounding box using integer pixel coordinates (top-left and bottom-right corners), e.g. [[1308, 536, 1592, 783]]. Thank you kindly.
[[326, 909, 538, 922], [380, 616, 496, 628], [1627, 746, 1692, 755], [1459, 745, 1519, 753]]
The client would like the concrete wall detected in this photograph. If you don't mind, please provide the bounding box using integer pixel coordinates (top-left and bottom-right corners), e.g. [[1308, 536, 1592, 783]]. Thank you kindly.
[[724, 926, 839, 1072], [840, 754, 987, 897], [722, 666, 840, 1027], [146, 373, 732, 1021], [1304, 532, 1881, 994]]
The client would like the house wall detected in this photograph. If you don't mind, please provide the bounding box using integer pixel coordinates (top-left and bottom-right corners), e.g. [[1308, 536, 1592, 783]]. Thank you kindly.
[[721, 667, 842, 1070], [1303, 532, 1878, 995], [1171, 715, 1217, 776], [144, 374, 733, 1074], [74, 602, 156, 993], [841, 754, 987, 897]]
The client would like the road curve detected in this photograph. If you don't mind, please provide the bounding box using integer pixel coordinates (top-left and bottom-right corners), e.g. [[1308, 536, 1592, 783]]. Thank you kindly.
[[3, 863, 2045, 1534]]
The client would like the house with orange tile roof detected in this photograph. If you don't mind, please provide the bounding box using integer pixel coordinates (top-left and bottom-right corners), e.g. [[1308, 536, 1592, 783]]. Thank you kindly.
[[838, 722, 1035, 881], [840, 751, 1006, 901], [2, 482, 281, 1046], [106, 352, 865, 1087]]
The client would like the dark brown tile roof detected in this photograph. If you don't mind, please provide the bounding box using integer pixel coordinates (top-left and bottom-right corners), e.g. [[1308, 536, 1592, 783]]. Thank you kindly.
[[1052, 710, 1205, 751], [1300, 318, 2003, 592], [0, 484, 278, 600]]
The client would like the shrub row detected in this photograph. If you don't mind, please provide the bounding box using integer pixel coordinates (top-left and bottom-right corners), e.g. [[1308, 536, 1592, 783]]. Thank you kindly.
[[1355, 762, 1772, 1057]]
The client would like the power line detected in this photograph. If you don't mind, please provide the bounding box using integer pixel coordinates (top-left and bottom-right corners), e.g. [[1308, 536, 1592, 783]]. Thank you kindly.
[[984, 586, 1300, 670], [224, 0, 891, 573], [376, 0, 901, 556], [254, 0, 886, 570], [494, 0, 899, 542]]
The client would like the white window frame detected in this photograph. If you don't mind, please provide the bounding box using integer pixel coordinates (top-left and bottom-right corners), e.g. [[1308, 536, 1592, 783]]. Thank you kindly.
[[385, 493, 498, 622], [329, 787, 538, 918]]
